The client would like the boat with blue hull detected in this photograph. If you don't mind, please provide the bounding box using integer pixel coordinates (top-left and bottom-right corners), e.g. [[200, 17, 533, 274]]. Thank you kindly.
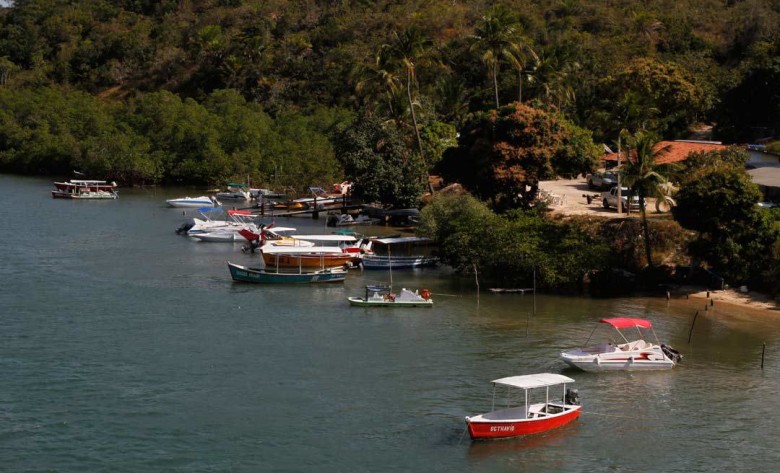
[[227, 262, 347, 284]]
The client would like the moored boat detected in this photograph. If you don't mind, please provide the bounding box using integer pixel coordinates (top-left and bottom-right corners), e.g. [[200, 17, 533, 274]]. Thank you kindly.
[[167, 196, 220, 208], [465, 373, 581, 440], [360, 237, 438, 270], [216, 183, 251, 201], [560, 317, 682, 372], [347, 285, 433, 307], [54, 179, 117, 193], [227, 262, 347, 284], [51, 179, 118, 199], [261, 246, 355, 269], [51, 188, 118, 199]]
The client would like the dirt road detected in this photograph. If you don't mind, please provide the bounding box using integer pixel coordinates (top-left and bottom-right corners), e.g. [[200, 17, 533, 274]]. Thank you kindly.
[[537, 178, 664, 217]]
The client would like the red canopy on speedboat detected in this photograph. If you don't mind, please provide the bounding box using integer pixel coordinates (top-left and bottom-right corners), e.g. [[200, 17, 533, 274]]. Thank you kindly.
[[600, 317, 652, 329], [227, 209, 253, 216]]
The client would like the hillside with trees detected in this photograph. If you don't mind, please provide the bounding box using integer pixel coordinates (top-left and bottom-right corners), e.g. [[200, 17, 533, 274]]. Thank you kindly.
[[1, 0, 779, 293], [1, 0, 779, 188]]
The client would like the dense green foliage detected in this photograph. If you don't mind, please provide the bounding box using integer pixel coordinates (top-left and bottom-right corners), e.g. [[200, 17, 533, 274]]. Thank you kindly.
[[438, 102, 600, 210], [334, 116, 426, 208], [1, 0, 779, 190], [418, 193, 611, 290], [672, 154, 775, 284], [0, 1, 778, 291], [0, 86, 349, 186]]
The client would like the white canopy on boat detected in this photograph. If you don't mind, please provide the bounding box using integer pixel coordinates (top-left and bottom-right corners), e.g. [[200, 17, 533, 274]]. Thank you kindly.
[[372, 236, 432, 245], [261, 246, 345, 254], [291, 234, 358, 242], [492, 373, 575, 390]]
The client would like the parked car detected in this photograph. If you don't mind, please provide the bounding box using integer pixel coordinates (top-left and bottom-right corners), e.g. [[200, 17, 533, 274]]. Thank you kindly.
[[586, 171, 618, 189], [602, 186, 642, 211]]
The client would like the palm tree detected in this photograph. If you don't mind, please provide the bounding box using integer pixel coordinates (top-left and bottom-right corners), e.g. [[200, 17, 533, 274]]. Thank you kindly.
[[378, 26, 433, 163], [620, 131, 671, 267], [507, 40, 538, 103], [470, 8, 521, 109]]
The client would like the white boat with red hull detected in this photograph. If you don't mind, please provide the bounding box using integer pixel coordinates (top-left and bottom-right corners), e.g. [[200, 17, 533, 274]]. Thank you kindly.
[[466, 373, 581, 440]]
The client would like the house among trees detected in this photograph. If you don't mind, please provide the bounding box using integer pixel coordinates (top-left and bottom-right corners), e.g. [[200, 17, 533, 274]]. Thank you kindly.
[[601, 140, 727, 166]]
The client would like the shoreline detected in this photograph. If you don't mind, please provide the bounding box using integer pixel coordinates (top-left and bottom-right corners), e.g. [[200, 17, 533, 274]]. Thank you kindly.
[[682, 288, 779, 314]]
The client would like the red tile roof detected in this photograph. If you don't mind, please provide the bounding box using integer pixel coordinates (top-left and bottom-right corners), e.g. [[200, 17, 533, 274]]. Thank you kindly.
[[603, 141, 728, 165]]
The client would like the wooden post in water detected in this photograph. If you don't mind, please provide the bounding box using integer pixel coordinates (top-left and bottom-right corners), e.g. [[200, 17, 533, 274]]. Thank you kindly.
[[533, 265, 537, 316], [312, 194, 318, 219], [761, 343, 766, 369], [473, 263, 479, 300], [688, 311, 699, 344]]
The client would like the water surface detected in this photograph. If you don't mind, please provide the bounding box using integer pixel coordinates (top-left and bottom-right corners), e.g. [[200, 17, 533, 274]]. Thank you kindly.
[[1, 175, 779, 472]]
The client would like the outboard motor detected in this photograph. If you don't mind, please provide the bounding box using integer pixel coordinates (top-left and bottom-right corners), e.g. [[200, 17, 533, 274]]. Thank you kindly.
[[175, 221, 195, 235], [565, 388, 580, 406], [661, 344, 683, 363]]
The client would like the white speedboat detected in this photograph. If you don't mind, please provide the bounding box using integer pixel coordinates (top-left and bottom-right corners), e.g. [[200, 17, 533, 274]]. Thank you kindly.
[[185, 209, 257, 235], [167, 196, 220, 208], [216, 183, 250, 201], [560, 317, 682, 372], [190, 226, 257, 242]]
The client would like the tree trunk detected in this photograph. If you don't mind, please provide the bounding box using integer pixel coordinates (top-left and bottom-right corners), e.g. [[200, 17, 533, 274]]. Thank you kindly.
[[407, 67, 425, 162], [639, 190, 653, 267], [407, 67, 433, 193], [492, 62, 500, 109], [518, 68, 523, 103]]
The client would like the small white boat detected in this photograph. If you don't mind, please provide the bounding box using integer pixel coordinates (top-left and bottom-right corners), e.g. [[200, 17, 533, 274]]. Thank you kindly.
[[327, 213, 381, 227], [167, 196, 220, 208], [216, 183, 250, 201], [185, 209, 257, 235], [52, 189, 118, 199], [190, 227, 256, 242], [465, 373, 581, 440], [291, 186, 344, 209], [348, 285, 433, 307], [560, 317, 682, 372], [52, 179, 118, 199], [360, 237, 438, 269]]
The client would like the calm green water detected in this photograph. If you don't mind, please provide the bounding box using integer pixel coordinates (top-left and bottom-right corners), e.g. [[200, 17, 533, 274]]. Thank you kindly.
[[2, 174, 780, 472]]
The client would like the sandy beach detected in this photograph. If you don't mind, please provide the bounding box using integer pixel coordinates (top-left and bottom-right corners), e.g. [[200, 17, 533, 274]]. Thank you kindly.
[[685, 288, 779, 314]]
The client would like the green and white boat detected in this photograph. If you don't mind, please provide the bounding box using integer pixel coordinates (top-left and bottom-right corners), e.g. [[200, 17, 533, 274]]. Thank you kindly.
[[227, 262, 347, 284], [347, 285, 433, 307]]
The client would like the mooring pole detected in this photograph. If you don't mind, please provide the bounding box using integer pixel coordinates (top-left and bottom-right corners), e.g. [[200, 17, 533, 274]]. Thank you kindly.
[[473, 263, 479, 301], [761, 343, 766, 369], [688, 311, 699, 344], [533, 265, 537, 316]]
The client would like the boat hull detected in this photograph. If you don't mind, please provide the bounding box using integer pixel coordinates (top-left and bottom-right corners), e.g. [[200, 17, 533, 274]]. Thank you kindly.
[[467, 407, 580, 439], [361, 255, 438, 269], [51, 190, 117, 199], [228, 262, 346, 284], [166, 196, 218, 208], [560, 354, 675, 372], [347, 297, 433, 307], [262, 253, 354, 269]]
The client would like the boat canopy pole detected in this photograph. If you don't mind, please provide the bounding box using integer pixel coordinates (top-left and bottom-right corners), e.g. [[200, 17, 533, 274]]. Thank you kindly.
[[615, 327, 629, 344], [650, 326, 661, 345], [525, 388, 528, 413], [584, 323, 600, 346]]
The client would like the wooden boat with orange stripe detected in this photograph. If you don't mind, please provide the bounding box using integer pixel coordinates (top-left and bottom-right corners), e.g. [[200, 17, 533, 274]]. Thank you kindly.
[[261, 246, 355, 269]]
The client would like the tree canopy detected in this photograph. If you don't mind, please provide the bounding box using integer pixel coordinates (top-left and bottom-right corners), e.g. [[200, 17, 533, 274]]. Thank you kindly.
[[439, 102, 600, 210]]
